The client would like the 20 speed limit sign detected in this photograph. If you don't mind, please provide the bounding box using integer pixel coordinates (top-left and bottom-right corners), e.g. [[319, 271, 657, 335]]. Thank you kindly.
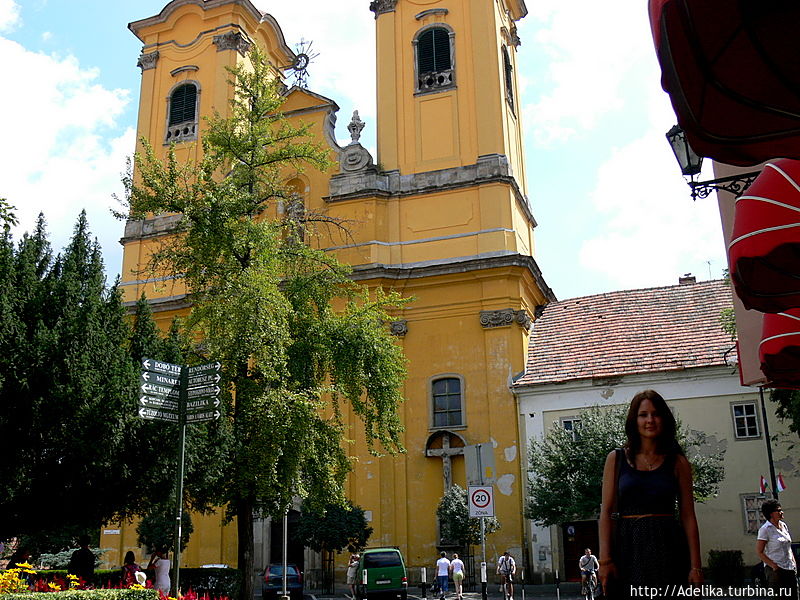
[[468, 485, 495, 517]]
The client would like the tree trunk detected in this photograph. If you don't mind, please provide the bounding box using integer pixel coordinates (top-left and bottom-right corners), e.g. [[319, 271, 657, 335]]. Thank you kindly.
[[238, 498, 255, 600]]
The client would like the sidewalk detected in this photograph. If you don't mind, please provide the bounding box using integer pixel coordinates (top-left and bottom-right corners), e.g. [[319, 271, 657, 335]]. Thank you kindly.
[[311, 582, 581, 600]]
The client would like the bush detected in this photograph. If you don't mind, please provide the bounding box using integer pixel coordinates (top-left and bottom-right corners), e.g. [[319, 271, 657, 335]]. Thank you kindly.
[[33, 569, 123, 589], [708, 549, 745, 586], [179, 568, 240, 598], [0, 591, 157, 600]]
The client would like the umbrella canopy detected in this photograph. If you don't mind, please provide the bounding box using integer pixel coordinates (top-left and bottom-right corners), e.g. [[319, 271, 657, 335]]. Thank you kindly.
[[760, 308, 800, 388], [728, 159, 800, 313], [650, 0, 800, 166]]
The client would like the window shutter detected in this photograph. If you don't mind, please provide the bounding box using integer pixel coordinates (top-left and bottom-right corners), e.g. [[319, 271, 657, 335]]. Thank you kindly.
[[169, 84, 197, 126], [418, 28, 450, 74]]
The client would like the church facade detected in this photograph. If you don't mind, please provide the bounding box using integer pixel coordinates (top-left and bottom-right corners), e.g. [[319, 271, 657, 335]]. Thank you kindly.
[[102, 0, 554, 581]]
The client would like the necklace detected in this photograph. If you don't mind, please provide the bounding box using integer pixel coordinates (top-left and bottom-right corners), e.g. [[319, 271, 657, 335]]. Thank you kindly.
[[640, 454, 659, 470]]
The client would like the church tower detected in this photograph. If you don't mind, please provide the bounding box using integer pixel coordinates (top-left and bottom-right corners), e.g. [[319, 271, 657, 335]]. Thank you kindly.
[[324, 0, 553, 572]]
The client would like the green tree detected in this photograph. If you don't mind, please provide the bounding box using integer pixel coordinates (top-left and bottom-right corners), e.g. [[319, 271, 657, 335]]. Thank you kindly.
[[296, 501, 373, 554], [525, 405, 726, 526], [122, 46, 407, 598], [436, 484, 500, 547]]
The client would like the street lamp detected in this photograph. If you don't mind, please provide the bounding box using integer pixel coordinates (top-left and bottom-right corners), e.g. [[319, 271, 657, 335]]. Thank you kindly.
[[665, 125, 760, 200]]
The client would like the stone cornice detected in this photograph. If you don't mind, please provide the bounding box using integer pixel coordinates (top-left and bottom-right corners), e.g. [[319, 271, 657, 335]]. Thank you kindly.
[[123, 294, 192, 315], [369, 0, 398, 18], [349, 253, 556, 302], [213, 30, 252, 55], [327, 154, 537, 227], [480, 308, 532, 330]]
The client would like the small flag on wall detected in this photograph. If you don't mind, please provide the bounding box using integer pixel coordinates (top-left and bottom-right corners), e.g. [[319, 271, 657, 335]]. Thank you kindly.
[[778, 473, 787, 492], [760, 476, 768, 493]]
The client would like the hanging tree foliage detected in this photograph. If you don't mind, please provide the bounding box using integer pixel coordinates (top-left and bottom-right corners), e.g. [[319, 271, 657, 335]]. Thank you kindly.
[[120, 45, 408, 598]]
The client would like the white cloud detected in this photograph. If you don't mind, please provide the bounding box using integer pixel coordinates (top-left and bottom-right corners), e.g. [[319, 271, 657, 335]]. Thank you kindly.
[[0, 37, 133, 276], [255, 0, 377, 150], [577, 97, 727, 290], [0, 0, 20, 32], [521, 0, 656, 147]]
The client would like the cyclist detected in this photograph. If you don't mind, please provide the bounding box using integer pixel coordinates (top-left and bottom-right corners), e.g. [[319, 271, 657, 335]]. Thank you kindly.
[[579, 548, 599, 599], [497, 551, 516, 600]]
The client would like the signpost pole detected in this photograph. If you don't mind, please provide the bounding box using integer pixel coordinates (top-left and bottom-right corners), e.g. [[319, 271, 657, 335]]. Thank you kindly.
[[171, 366, 188, 597], [478, 445, 487, 600]]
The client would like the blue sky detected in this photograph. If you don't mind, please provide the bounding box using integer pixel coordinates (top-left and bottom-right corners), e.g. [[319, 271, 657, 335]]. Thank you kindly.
[[0, 0, 727, 300]]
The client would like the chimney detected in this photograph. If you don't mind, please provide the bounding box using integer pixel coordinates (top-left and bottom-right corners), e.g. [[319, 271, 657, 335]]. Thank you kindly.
[[679, 273, 696, 285]]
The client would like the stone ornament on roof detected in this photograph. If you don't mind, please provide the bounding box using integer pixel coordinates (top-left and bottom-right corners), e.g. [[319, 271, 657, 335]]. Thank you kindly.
[[339, 110, 375, 173], [213, 31, 252, 56], [390, 320, 408, 337], [370, 0, 398, 17], [480, 308, 532, 330], [137, 51, 159, 71]]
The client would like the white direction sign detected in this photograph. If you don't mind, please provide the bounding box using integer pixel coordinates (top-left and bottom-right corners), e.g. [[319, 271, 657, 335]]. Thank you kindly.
[[140, 372, 180, 387], [187, 361, 221, 376], [141, 382, 180, 399], [185, 409, 220, 424], [139, 407, 180, 423], [468, 485, 495, 518], [188, 372, 221, 388], [141, 358, 182, 377], [188, 385, 220, 399], [139, 395, 179, 412], [186, 397, 221, 411]]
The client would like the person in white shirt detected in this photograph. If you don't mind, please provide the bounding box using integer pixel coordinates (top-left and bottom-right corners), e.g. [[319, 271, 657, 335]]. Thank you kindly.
[[497, 551, 516, 600], [756, 500, 798, 600], [449, 553, 465, 600], [579, 548, 599, 596], [436, 552, 451, 599]]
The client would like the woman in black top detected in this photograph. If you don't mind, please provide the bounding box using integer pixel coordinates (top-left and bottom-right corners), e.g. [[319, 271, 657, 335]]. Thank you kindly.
[[598, 390, 702, 598]]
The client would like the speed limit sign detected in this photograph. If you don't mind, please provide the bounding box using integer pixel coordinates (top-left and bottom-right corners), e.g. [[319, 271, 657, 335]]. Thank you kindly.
[[468, 485, 495, 517]]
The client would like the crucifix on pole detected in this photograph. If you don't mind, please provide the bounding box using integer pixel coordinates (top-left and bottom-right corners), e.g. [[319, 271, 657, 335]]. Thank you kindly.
[[425, 431, 465, 493]]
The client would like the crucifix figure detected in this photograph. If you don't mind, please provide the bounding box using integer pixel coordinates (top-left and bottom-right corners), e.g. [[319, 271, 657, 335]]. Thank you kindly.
[[425, 431, 465, 493]]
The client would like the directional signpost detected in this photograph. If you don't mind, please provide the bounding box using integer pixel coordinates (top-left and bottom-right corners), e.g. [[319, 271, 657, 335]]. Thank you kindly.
[[138, 357, 222, 597]]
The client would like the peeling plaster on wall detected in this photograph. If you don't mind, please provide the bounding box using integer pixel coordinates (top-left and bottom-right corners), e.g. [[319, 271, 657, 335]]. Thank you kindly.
[[775, 457, 797, 475], [600, 388, 615, 399], [687, 430, 728, 457], [367, 472, 373, 479], [491, 437, 498, 449], [504, 445, 517, 462], [497, 473, 515, 495]]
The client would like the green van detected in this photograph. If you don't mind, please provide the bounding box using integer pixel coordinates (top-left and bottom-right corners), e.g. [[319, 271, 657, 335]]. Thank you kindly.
[[354, 547, 408, 600]]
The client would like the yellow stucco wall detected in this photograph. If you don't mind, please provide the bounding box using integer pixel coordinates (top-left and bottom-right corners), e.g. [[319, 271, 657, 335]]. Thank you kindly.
[[114, 0, 548, 576]]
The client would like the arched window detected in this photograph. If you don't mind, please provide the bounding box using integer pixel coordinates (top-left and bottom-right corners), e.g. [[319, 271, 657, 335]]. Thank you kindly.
[[502, 46, 515, 112], [416, 26, 454, 93], [165, 82, 199, 143], [431, 377, 463, 427]]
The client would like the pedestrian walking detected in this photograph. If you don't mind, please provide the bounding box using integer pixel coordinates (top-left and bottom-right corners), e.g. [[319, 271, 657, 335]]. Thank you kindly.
[[347, 553, 360, 599], [436, 552, 451, 599], [147, 546, 171, 594], [68, 535, 95, 585], [450, 553, 465, 600], [756, 499, 798, 600]]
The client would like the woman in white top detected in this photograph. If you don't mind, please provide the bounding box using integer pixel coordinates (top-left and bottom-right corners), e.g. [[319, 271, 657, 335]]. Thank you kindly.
[[756, 499, 797, 600], [147, 546, 171, 594], [449, 553, 465, 600], [347, 553, 360, 599]]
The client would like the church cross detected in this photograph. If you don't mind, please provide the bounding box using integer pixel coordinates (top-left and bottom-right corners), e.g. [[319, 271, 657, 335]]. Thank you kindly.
[[425, 432, 465, 493]]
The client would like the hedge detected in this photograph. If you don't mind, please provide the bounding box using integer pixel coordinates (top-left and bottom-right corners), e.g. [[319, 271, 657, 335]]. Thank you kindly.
[[0, 591, 158, 600]]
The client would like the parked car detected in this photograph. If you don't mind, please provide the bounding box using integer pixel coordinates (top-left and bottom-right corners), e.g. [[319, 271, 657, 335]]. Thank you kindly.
[[262, 563, 303, 600], [355, 548, 407, 600]]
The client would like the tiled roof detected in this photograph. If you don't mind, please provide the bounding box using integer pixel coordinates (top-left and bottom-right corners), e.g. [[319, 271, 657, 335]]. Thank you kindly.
[[514, 279, 736, 387]]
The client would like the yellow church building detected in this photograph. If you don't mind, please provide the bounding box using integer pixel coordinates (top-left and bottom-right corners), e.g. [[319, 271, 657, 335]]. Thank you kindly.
[[102, 0, 554, 584]]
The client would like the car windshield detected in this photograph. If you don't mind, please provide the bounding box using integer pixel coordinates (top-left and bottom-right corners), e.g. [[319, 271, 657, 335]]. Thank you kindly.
[[268, 565, 298, 577], [363, 552, 401, 568]]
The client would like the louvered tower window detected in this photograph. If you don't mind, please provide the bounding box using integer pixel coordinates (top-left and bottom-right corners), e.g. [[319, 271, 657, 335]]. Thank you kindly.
[[416, 27, 454, 92], [165, 82, 199, 144], [503, 46, 515, 112]]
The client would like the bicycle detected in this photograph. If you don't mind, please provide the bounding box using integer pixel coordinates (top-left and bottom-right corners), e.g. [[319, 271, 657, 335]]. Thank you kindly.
[[580, 570, 597, 600]]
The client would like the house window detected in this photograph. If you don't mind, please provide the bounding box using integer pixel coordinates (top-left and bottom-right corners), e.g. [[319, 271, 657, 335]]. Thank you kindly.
[[166, 82, 198, 144], [416, 26, 454, 93], [502, 46, 514, 112], [432, 377, 462, 427], [741, 493, 767, 534], [561, 418, 581, 441], [732, 402, 760, 439]]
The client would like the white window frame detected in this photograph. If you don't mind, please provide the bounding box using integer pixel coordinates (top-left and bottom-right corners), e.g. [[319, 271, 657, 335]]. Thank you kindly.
[[560, 417, 581, 441], [731, 401, 761, 439]]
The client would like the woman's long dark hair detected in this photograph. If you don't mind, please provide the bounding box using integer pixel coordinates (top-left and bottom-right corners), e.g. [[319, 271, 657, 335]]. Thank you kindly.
[[624, 389, 683, 459]]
